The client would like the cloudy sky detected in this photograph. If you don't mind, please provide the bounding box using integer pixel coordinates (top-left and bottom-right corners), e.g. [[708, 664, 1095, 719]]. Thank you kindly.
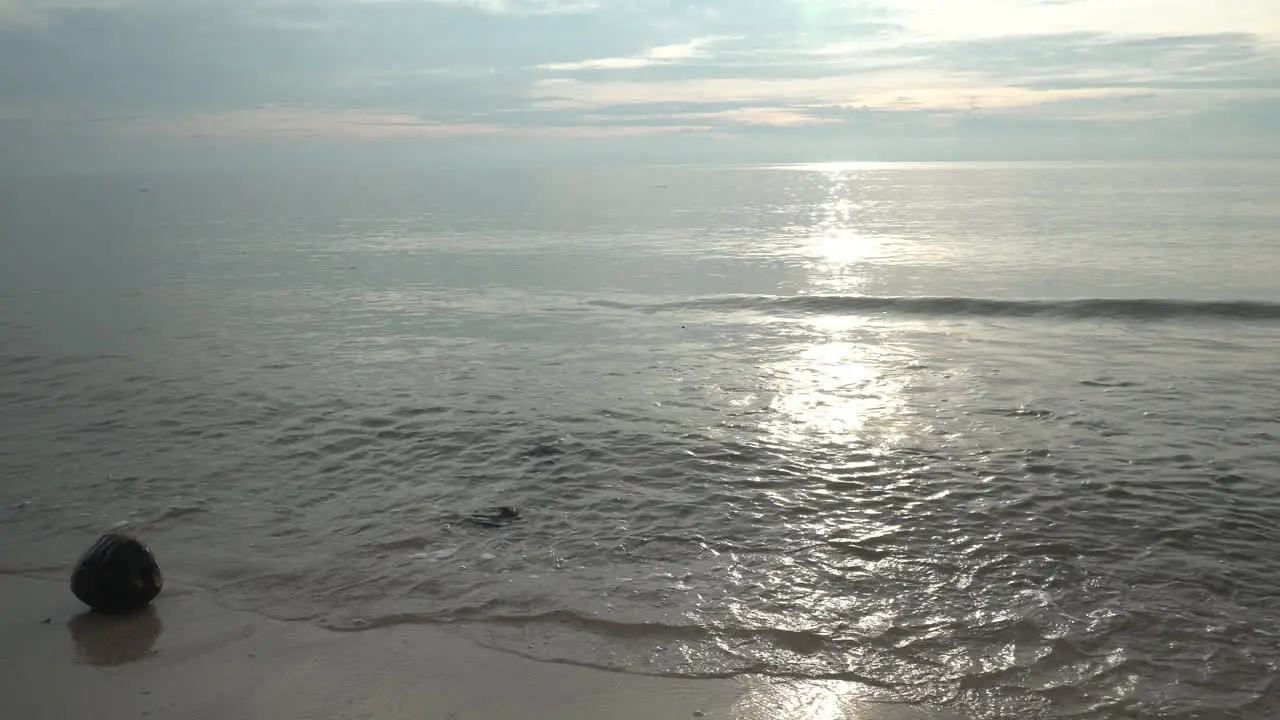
[[2, 0, 1278, 169]]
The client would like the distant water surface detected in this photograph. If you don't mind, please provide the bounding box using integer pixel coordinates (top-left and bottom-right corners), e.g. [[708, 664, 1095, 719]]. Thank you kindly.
[[2, 161, 1279, 719]]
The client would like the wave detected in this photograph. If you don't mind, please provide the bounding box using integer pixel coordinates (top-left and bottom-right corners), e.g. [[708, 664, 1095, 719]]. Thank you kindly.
[[587, 295, 1280, 321]]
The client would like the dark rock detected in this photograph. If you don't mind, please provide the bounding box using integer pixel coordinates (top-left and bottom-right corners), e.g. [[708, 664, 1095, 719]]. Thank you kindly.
[[70, 534, 164, 614], [467, 505, 521, 528]]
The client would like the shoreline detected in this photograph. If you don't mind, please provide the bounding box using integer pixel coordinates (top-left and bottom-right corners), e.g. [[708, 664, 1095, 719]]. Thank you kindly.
[[0, 574, 956, 719]]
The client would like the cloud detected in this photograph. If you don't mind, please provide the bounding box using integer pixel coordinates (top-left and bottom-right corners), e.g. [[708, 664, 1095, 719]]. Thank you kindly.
[[2, 0, 1279, 170], [529, 123, 710, 138], [108, 103, 717, 141], [539, 36, 725, 72], [0, 0, 598, 26], [673, 106, 840, 126], [907, 32, 1280, 91], [0, 3, 652, 115], [526, 71, 1169, 118], [0, 0, 118, 25], [872, 0, 1280, 42], [118, 106, 503, 139], [522, 25, 1279, 122]]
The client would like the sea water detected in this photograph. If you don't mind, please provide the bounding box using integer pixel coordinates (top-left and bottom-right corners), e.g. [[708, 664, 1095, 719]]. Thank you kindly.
[[2, 161, 1278, 718]]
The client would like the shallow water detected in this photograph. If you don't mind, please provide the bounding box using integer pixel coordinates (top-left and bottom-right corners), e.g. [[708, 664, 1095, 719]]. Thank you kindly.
[[2, 162, 1279, 718]]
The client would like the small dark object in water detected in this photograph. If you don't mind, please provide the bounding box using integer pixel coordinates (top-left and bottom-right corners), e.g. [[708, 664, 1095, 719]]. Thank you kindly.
[[467, 506, 521, 528], [70, 534, 164, 614], [39, 617, 51, 625]]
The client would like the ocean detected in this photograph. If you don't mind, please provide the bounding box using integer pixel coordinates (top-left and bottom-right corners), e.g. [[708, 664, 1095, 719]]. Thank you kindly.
[[1, 161, 1278, 718]]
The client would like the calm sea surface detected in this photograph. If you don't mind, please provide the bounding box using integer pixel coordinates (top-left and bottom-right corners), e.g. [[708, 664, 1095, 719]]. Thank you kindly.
[[2, 162, 1278, 718]]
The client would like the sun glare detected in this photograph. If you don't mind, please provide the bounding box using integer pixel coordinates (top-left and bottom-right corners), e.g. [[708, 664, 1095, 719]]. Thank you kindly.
[[761, 167, 909, 446]]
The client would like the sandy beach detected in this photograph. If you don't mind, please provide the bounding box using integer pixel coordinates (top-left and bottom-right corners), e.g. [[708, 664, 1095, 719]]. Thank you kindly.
[[0, 574, 956, 720]]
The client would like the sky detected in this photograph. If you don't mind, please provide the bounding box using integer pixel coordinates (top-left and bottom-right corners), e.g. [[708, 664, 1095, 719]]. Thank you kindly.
[[1, 0, 1278, 170]]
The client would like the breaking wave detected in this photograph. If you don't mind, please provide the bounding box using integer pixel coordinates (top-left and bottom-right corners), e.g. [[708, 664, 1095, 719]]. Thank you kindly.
[[588, 295, 1280, 321]]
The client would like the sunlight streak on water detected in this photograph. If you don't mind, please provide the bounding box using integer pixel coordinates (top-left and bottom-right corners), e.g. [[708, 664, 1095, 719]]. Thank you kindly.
[[764, 166, 910, 446], [765, 339, 902, 443], [736, 677, 960, 720], [801, 167, 885, 295]]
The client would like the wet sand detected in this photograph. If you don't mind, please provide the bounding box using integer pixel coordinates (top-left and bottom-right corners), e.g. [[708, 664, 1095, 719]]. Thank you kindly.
[[0, 575, 957, 720]]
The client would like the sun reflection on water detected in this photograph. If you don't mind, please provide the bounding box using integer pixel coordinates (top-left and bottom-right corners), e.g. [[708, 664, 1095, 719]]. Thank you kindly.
[[738, 679, 848, 720], [764, 335, 903, 443], [736, 677, 954, 720], [801, 167, 885, 296], [763, 166, 908, 446], [691, 163, 955, 705]]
